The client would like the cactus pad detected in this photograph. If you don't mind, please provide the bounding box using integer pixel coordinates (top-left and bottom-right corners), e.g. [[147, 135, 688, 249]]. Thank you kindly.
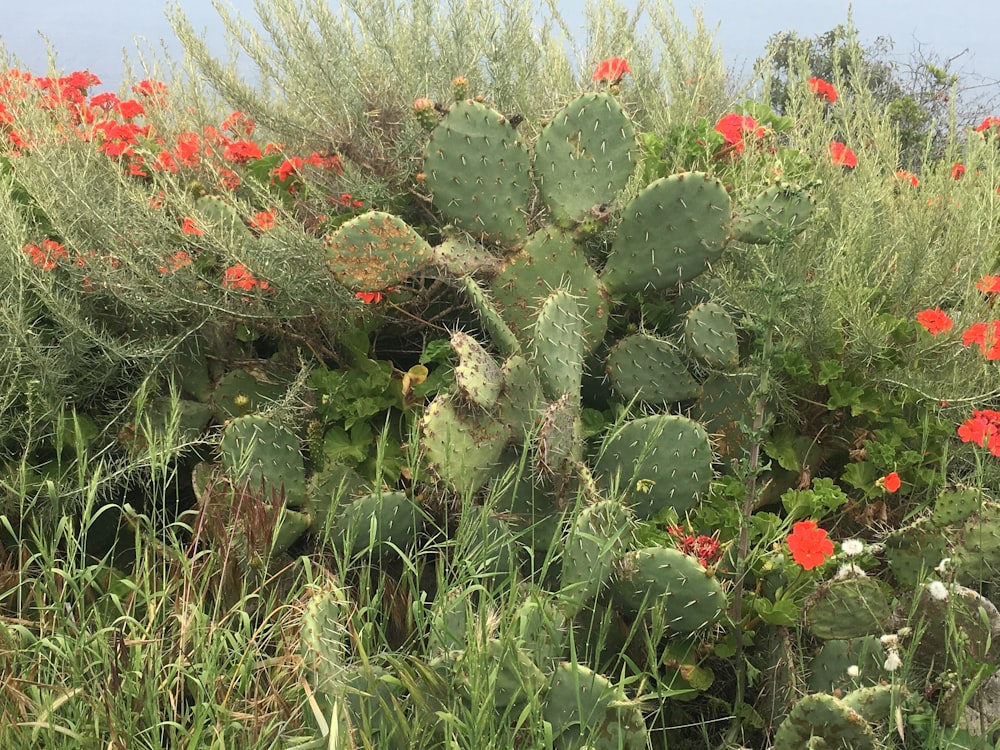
[[534, 92, 636, 226], [219, 414, 306, 504], [424, 99, 531, 245], [731, 182, 814, 244], [602, 172, 731, 294], [324, 210, 433, 292], [612, 547, 726, 631], [420, 392, 511, 495], [606, 332, 702, 404], [595, 414, 713, 520], [683, 301, 740, 367]]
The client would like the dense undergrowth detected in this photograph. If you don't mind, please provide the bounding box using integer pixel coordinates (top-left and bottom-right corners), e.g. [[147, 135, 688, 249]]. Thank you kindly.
[[1, 1, 999, 748]]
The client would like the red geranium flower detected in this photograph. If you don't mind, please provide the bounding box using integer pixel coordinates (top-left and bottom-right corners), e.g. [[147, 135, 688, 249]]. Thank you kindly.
[[787, 520, 834, 570], [915, 308, 953, 336], [952, 163, 966, 180], [592, 57, 631, 83], [974, 116, 1000, 134], [223, 139, 262, 163], [181, 217, 204, 236], [961, 320, 1000, 358], [249, 210, 277, 231], [355, 290, 391, 303], [829, 141, 858, 168], [878, 472, 902, 493], [223, 263, 270, 292], [958, 410, 1000, 457], [808, 77, 837, 103], [714, 113, 766, 154], [976, 275, 1000, 294]]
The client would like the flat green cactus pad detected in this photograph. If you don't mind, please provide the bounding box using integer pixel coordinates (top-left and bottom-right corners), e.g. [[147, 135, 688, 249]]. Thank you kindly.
[[535, 92, 636, 226], [424, 99, 531, 246], [324, 210, 433, 292], [602, 172, 731, 294]]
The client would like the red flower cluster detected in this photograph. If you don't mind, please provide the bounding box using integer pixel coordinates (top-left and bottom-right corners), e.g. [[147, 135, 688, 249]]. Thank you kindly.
[[957, 410, 1000, 456], [181, 217, 205, 236], [895, 170, 919, 187], [974, 116, 1000, 134], [249, 210, 277, 232], [223, 263, 270, 293], [977, 275, 1000, 294], [592, 57, 631, 83], [829, 141, 857, 168], [916, 307, 953, 336], [961, 319, 1000, 360], [665, 525, 723, 568], [808, 77, 837, 103], [22, 239, 69, 271], [157, 250, 192, 275], [952, 163, 966, 180], [714, 113, 766, 154], [787, 520, 834, 570]]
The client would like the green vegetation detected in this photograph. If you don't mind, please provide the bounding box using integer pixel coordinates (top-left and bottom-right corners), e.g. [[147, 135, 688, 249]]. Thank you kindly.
[[1, 1, 999, 747]]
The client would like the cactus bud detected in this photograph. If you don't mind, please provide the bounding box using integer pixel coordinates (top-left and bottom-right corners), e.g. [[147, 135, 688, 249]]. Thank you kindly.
[[412, 97, 438, 131], [451, 76, 469, 101]]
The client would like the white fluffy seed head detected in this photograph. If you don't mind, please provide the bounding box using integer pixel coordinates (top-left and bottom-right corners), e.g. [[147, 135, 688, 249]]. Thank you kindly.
[[927, 580, 949, 601], [841, 539, 865, 556], [884, 650, 902, 672]]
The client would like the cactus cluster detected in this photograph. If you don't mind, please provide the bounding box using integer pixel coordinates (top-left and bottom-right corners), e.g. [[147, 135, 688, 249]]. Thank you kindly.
[[179, 79, 816, 745]]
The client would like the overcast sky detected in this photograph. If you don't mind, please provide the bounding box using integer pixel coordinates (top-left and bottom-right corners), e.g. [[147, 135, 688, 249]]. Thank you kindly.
[[1, 1, 997, 95]]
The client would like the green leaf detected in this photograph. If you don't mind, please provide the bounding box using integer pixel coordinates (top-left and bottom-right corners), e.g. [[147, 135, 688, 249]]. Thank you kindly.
[[753, 595, 799, 626], [320, 423, 373, 466], [817, 359, 845, 385]]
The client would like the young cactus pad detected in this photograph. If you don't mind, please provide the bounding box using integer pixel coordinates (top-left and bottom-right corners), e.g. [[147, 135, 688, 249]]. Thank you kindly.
[[772, 693, 877, 750], [534, 92, 637, 226], [423, 99, 531, 246], [324, 210, 433, 292], [532, 289, 585, 400], [450, 331, 504, 409], [420, 392, 511, 495], [601, 172, 731, 294], [543, 662, 648, 750], [682, 301, 740, 367]]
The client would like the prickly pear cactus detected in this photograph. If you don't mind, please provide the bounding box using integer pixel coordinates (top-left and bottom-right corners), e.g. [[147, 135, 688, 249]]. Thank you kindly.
[[420, 392, 511, 495], [534, 92, 636, 227], [329, 490, 423, 558], [731, 181, 814, 244], [601, 172, 732, 294], [451, 331, 504, 409], [772, 693, 877, 750], [683, 301, 740, 367], [543, 661, 648, 750], [423, 99, 531, 246], [802, 577, 892, 640], [606, 332, 703, 404], [533, 289, 585, 400], [611, 546, 726, 632], [219, 414, 306, 504], [324, 210, 433, 292], [560, 498, 633, 616], [595, 414, 713, 520]]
